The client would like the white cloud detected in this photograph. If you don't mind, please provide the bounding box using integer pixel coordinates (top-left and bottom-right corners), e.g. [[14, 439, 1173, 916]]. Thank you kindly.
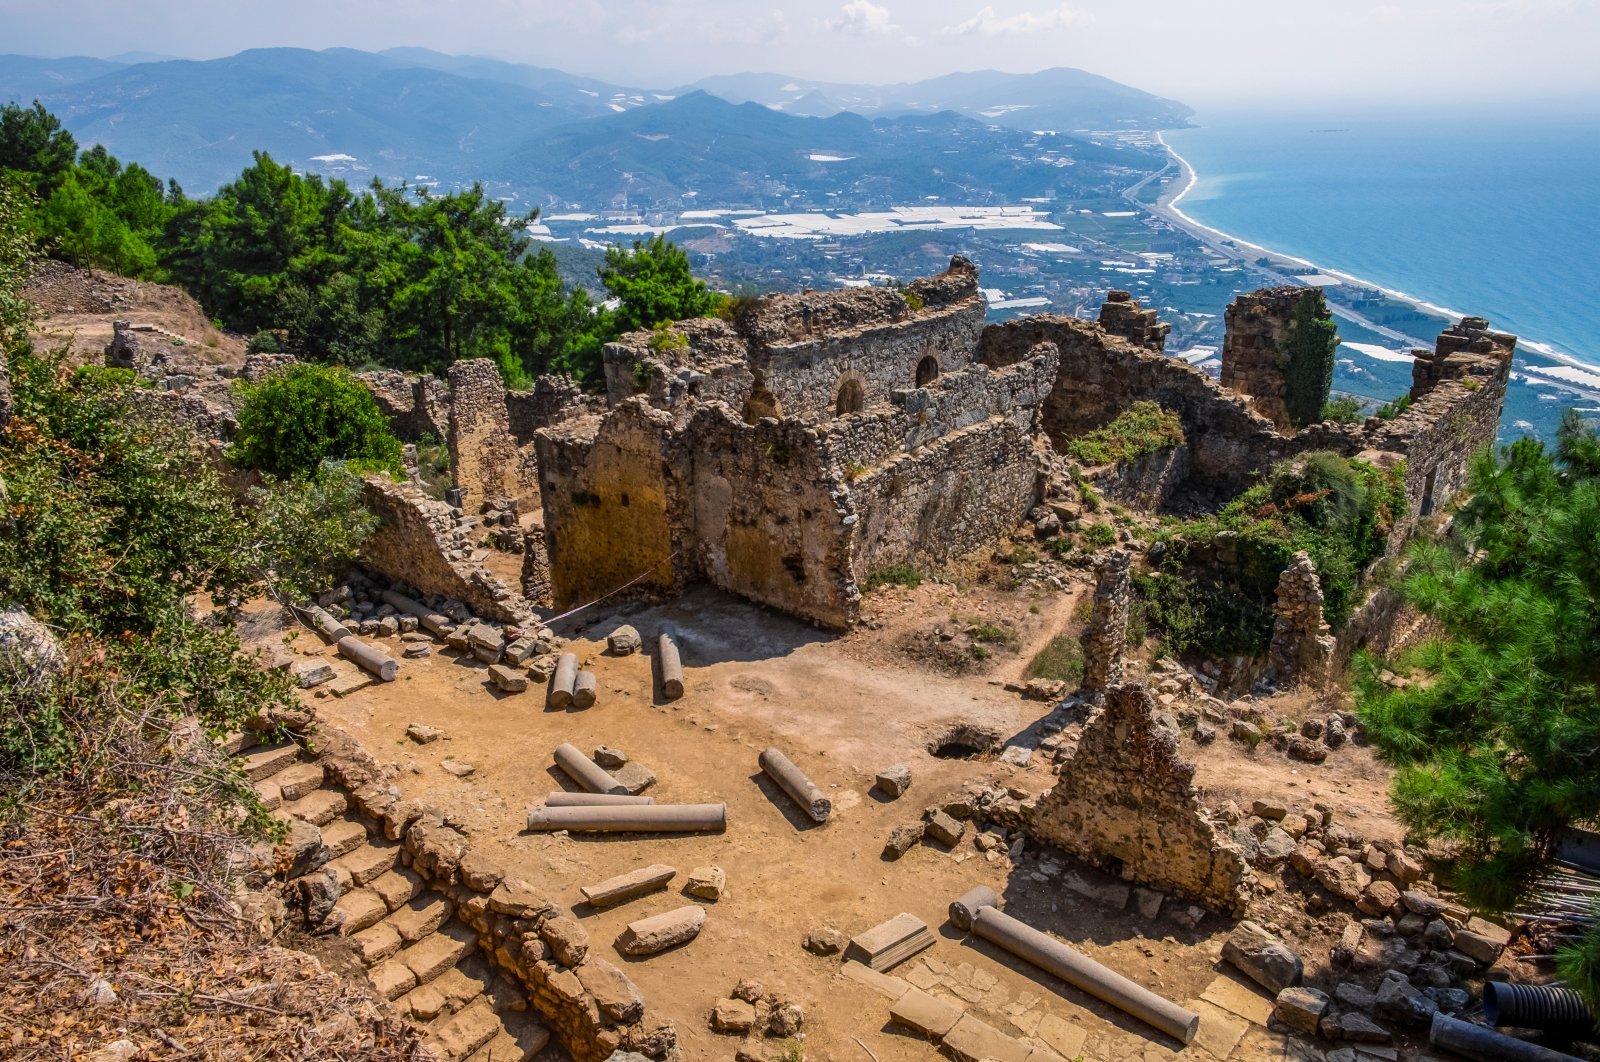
[[942, 3, 1087, 36], [824, 0, 898, 35]]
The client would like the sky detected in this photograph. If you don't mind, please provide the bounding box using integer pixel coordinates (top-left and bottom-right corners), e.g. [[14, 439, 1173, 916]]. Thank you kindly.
[[6, 0, 1600, 108]]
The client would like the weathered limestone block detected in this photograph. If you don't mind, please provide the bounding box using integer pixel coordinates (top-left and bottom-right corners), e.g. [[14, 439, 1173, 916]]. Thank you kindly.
[[1079, 549, 1131, 700], [1223, 920, 1304, 994], [1029, 682, 1249, 914], [615, 906, 706, 956]]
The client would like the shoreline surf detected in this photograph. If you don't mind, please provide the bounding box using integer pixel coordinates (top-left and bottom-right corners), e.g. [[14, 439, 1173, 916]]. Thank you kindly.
[[1151, 130, 1594, 377]]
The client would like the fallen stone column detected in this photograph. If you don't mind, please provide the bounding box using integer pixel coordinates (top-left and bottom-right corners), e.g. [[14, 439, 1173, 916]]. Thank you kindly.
[[615, 905, 706, 956], [553, 742, 627, 795], [1429, 1012, 1581, 1062], [573, 670, 597, 709], [759, 746, 831, 823], [969, 904, 1199, 1044], [549, 652, 579, 709], [524, 803, 727, 833], [658, 625, 684, 700], [948, 885, 1000, 931], [380, 589, 452, 637], [544, 792, 656, 807], [302, 603, 351, 642], [336, 634, 399, 682], [581, 864, 677, 907]]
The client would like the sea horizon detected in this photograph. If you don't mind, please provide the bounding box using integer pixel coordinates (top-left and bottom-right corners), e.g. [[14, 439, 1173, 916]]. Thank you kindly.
[[1160, 107, 1600, 440]]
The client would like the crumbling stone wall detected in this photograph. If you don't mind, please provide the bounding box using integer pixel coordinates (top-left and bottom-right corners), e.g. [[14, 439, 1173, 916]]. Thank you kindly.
[[359, 477, 535, 624], [1079, 551, 1132, 700], [1263, 551, 1335, 690], [356, 369, 450, 442], [603, 258, 986, 422], [1097, 290, 1169, 352], [1219, 286, 1319, 431], [447, 359, 537, 511], [507, 375, 588, 443], [1030, 682, 1250, 914], [534, 404, 688, 611]]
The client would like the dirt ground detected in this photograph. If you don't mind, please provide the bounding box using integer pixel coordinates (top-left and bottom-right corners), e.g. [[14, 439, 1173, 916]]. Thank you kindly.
[[24, 260, 245, 366], [278, 572, 1410, 1062]]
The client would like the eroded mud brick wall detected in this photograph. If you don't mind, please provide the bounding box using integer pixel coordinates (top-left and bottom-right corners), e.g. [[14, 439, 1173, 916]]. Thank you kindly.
[[1030, 682, 1250, 914], [533, 402, 688, 610]]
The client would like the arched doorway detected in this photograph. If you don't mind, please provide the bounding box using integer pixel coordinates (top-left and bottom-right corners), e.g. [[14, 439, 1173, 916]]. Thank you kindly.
[[742, 387, 783, 424], [834, 376, 865, 417], [915, 355, 940, 387]]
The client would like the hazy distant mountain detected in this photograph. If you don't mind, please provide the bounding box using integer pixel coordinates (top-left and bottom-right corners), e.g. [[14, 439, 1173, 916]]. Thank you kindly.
[[499, 90, 1137, 208], [682, 66, 1193, 131], [14, 48, 618, 191], [0, 54, 126, 105], [2, 47, 1187, 199]]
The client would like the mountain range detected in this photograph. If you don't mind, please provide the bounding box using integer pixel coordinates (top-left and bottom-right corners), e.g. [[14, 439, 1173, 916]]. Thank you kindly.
[[0, 47, 1191, 204]]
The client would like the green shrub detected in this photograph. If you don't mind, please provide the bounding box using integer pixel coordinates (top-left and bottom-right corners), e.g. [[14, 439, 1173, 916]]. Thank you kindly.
[[229, 362, 403, 480], [1322, 395, 1364, 424], [865, 564, 924, 591], [1065, 401, 1185, 466], [1025, 634, 1084, 684], [1084, 523, 1117, 548], [1376, 392, 1413, 420], [969, 622, 1020, 650]]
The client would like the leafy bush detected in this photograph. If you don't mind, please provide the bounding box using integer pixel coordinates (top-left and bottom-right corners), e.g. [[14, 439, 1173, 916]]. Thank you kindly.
[[969, 622, 1019, 650], [1025, 634, 1084, 684], [864, 564, 924, 591], [229, 362, 403, 480], [1376, 392, 1413, 420], [1084, 523, 1118, 548], [1321, 395, 1364, 424], [1065, 401, 1184, 466], [1135, 452, 1405, 657]]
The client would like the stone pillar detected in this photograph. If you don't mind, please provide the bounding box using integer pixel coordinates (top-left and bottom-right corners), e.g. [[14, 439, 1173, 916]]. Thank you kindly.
[[1098, 290, 1171, 353], [1079, 550, 1132, 702], [1263, 551, 1335, 690], [446, 358, 526, 512], [1220, 287, 1319, 432]]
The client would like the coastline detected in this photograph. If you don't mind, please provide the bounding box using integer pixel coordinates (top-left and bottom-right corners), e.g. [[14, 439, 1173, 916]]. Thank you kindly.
[[1148, 130, 1593, 376]]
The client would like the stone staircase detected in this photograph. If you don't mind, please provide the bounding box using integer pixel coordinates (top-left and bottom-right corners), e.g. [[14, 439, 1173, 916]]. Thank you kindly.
[[239, 739, 553, 1061]]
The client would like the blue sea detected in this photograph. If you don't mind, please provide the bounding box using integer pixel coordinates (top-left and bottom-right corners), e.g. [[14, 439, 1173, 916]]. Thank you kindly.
[[1163, 108, 1600, 439]]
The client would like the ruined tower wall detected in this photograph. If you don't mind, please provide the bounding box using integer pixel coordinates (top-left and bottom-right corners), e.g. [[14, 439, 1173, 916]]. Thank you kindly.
[[355, 370, 450, 442], [1030, 683, 1250, 914], [533, 403, 688, 610], [506, 375, 587, 444], [446, 359, 538, 511], [687, 409, 857, 629], [1218, 287, 1314, 431]]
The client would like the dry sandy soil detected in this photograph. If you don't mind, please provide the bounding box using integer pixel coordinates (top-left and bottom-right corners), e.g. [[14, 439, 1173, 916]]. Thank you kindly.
[[275, 571, 1409, 1062]]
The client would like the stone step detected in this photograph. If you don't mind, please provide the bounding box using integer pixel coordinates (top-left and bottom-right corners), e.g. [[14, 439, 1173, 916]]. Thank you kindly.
[[399, 920, 477, 986], [273, 761, 325, 802], [333, 887, 389, 935], [388, 895, 454, 945], [237, 742, 301, 782], [372, 867, 425, 911], [463, 1011, 550, 1062], [369, 955, 418, 1001], [322, 818, 369, 861], [254, 779, 283, 811], [330, 839, 399, 888], [283, 788, 347, 827], [423, 998, 501, 1061], [353, 921, 402, 965]]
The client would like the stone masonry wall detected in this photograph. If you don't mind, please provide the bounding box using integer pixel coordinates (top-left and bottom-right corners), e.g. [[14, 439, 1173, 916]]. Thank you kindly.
[[1079, 551, 1132, 701], [506, 375, 588, 444], [1219, 286, 1315, 432], [1030, 682, 1251, 915], [356, 369, 451, 442], [359, 477, 536, 625], [447, 359, 537, 512], [1097, 290, 1169, 352], [1263, 550, 1335, 690]]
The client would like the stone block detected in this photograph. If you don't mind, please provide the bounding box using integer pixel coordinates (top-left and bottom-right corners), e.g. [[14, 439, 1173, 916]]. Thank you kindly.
[[941, 1013, 1030, 1062], [1222, 920, 1303, 995], [580, 864, 677, 908], [1272, 986, 1329, 1034], [539, 915, 590, 967], [487, 664, 527, 692], [883, 822, 923, 859], [615, 905, 706, 956], [575, 958, 644, 1024], [685, 865, 725, 900], [711, 997, 757, 1034], [925, 810, 966, 847], [889, 986, 964, 1038], [874, 764, 912, 798]]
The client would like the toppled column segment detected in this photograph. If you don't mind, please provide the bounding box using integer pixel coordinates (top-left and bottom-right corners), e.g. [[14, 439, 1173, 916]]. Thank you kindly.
[[758, 747, 831, 823]]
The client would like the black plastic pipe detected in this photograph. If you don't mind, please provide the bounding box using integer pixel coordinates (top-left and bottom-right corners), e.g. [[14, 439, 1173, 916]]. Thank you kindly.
[[1484, 981, 1599, 1040]]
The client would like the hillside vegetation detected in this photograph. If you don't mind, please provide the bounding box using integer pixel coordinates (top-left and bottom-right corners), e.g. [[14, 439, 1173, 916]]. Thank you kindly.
[[0, 102, 716, 384]]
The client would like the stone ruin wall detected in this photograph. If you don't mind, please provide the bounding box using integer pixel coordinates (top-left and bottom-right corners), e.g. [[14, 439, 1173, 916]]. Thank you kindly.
[[1218, 286, 1317, 431], [1029, 682, 1251, 915], [533, 403, 687, 615], [601, 258, 987, 422], [358, 477, 537, 625], [355, 369, 451, 442], [445, 359, 538, 512], [1097, 289, 1170, 352]]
